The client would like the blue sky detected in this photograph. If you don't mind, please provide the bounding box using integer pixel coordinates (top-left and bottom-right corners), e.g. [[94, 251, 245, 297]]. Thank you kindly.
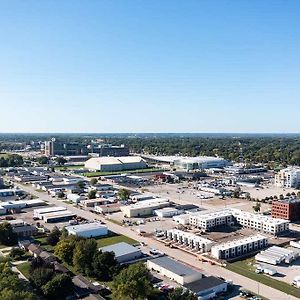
[[1, 0, 300, 133]]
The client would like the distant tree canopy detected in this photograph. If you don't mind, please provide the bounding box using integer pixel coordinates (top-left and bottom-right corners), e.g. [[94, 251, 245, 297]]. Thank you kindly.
[[0, 222, 18, 246], [0, 154, 23, 167]]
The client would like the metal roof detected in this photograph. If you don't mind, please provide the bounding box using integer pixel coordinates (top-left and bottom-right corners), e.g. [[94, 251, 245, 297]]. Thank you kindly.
[[99, 242, 140, 258]]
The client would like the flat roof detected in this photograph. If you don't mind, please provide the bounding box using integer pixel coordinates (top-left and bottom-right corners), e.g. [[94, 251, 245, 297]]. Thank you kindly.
[[34, 206, 66, 214], [99, 242, 140, 257], [184, 276, 225, 293], [149, 256, 202, 277], [66, 222, 107, 233]]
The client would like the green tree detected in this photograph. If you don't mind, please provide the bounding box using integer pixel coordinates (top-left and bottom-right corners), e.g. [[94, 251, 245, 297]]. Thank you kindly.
[[118, 188, 131, 201], [112, 263, 154, 300], [168, 287, 197, 300], [9, 247, 25, 260], [54, 238, 76, 265], [92, 251, 118, 281], [0, 222, 18, 246], [30, 267, 55, 288], [90, 178, 98, 185], [37, 156, 49, 165], [42, 274, 73, 300], [73, 239, 97, 275], [46, 226, 61, 246], [56, 157, 67, 165], [76, 181, 85, 189], [88, 189, 97, 199], [253, 201, 261, 212]]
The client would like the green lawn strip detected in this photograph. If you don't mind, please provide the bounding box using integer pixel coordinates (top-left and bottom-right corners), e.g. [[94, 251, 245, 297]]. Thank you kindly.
[[84, 168, 164, 177], [96, 235, 137, 248], [34, 236, 54, 252], [16, 261, 31, 279], [226, 261, 300, 298], [54, 165, 85, 170]]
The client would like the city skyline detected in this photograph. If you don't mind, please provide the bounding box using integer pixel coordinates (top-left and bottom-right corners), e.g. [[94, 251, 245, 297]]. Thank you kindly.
[[1, 0, 300, 133]]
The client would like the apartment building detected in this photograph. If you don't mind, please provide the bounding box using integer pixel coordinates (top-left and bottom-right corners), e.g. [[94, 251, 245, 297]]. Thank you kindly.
[[211, 234, 268, 260], [165, 229, 214, 252], [275, 167, 300, 188], [189, 210, 234, 231]]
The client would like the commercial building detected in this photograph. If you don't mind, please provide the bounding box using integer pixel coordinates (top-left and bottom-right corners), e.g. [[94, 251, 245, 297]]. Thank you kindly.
[[211, 234, 268, 260], [272, 198, 300, 221], [165, 229, 214, 252], [66, 222, 108, 238], [184, 276, 228, 300], [120, 198, 170, 218], [44, 139, 86, 156], [89, 144, 129, 157], [173, 214, 190, 225], [0, 188, 25, 200], [255, 246, 298, 265], [147, 256, 203, 285], [154, 207, 183, 218], [99, 242, 142, 263], [275, 167, 300, 188], [173, 157, 229, 171], [85, 156, 147, 172], [0, 199, 45, 214], [4, 219, 37, 237]]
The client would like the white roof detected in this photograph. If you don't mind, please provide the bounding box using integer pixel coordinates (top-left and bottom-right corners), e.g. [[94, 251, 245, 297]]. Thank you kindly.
[[167, 229, 213, 245], [66, 222, 107, 233], [86, 156, 144, 166]]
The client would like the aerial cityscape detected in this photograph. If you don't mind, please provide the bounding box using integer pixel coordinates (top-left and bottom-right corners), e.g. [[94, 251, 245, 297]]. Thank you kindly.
[[1, 1, 300, 300]]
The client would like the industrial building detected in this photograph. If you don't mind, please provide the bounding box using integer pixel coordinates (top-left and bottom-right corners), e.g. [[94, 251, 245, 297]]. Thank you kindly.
[[94, 203, 121, 214], [255, 246, 298, 265], [173, 214, 191, 225], [66, 222, 108, 238], [42, 210, 75, 223], [0, 188, 25, 200], [189, 209, 289, 235], [147, 256, 203, 285], [165, 229, 214, 252], [154, 207, 183, 218], [272, 198, 300, 221], [34, 206, 67, 219], [84, 156, 147, 172], [184, 277, 228, 300], [99, 242, 142, 263], [120, 198, 170, 218], [0, 199, 45, 215], [275, 166, 300, 188], [211, 234, 268, 260]]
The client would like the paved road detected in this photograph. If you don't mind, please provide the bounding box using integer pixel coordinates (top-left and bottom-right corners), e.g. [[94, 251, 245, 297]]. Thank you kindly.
[[18, 183, 298, 300]]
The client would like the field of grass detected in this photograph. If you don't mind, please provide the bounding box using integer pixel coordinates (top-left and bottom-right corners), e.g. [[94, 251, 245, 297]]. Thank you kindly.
[[96, 234, 137, 248], [34, 235, 54, 252], [54, 165, 85, 170], [16, 262, 31, 279], [84, 168, 164, 177], [226, 259, 300, 298]]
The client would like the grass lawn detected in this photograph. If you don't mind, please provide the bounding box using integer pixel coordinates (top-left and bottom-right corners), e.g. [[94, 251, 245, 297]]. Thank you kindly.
[[16, 262, 31, 279], [54, 165, 85, 171], [84, 168, 164, 177], [34, 236, 54, 252], [96, 234, 137, 248], [226, 259, 300, 298]]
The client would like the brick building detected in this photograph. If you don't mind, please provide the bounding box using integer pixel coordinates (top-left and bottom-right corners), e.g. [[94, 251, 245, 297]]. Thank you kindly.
[[272, 198, 300, 221]]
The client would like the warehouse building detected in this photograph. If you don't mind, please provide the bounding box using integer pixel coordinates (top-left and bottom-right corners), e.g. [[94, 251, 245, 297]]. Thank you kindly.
[[84, 156, 147, 172], [120, 198, 170, 218], [173, 157, 229, 171], [34, 206, 67, 219], [66, 222, 108, 238], [154, 207, 183, 218], [184, 276, 228, 300], [0, 188, 25, 201], [255, 246, 298, 265], [99, 242, 142, 263], [165, 229, 214, 252], [42, 210, 75, 223], [94, 203, 121, 214], [211, 234, 268, 260], [147, 256, 203, 285]]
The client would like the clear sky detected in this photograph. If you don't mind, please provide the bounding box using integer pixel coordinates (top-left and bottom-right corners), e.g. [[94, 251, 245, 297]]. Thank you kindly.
[[1, 0, 300, 133]]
